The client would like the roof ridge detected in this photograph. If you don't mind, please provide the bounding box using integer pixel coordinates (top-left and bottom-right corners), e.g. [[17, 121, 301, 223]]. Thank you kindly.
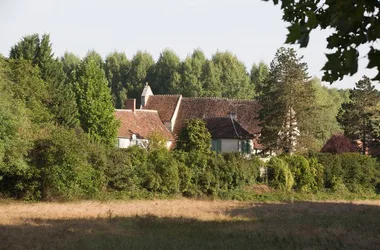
[[153, 94, 181, 97], [182, 96, 255, 101], [136, 109, 158, 113]]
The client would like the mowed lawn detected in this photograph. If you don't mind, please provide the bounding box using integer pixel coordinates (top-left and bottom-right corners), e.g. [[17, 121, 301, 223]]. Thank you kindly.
[[1, 199, 380, 250]]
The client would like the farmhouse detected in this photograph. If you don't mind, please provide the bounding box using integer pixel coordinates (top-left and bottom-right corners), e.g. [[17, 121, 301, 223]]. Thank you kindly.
[[115, 98, 174, 149], [115, 83, 262, 154]]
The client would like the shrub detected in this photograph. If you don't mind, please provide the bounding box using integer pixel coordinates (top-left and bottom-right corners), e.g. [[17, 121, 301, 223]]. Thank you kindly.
[[282, 155, 315, 192], [315, 152, 380, 193], [314, 153, 343, 189], [105, 146, 147, 191], [308, 157, 324, 190], [176, 119, 211, 153], [222, 153, 261, 188], [266, 157, 294, 191], [27, 127, 106, 200], [339, 153, 379, 193], [143, 148, 179, 194]]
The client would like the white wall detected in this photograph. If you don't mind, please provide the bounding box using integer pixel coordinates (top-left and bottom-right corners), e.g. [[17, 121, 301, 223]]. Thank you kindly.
[[220, 139, 239, 153], [117, 138, 131, 148], [117, 138, 172, 150], [170, 95, 182, 132]]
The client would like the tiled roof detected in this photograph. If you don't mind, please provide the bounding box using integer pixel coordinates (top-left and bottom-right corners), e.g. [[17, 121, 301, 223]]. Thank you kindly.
[[173, 97, 261, 137], [143, 95, 181, 122], [115, 110, 173, 140], [204, 117, 253, 139]]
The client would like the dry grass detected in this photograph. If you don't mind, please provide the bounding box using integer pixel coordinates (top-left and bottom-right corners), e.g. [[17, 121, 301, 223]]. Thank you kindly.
[[1, 199, 380, 249]]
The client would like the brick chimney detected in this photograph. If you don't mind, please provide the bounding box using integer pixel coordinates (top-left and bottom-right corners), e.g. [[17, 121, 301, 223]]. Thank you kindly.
[[125, 98, 136, 113]]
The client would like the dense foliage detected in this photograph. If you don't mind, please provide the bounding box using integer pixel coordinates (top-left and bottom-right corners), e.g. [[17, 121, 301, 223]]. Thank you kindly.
[[337, 76, 380, 154], [259, 48, 316, 153], [265, 0, 380, 82], [1, 33, 377, 201]]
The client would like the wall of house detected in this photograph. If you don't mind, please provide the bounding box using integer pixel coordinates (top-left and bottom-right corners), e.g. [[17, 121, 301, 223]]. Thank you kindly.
[[216, 139, 255, 154], [117, 138, 172, 150], [117, 138, 131, 148], [220, 139, 239, 153], [170, 95, 182, 132], [166, 141, 173, 149]]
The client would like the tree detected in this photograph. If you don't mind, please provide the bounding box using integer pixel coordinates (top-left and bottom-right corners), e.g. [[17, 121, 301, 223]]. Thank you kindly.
[[0, 57, 31, 180], [337, 76, 380, 154], [7, 59, 52, 126], [127, 51, 155, 102], [301, 79, 348, 150], [259, 47, 315, 154], [9, 34, 40, 64], [211, 52, 254, 99], [150, 49, 181, 94], [250, 61, 269, 97], [264, 0, 380, 82], [10, 34, 79, 128], [61, 52, 81, 80], [200, 60, 222, 97], [72, 52, 119, 146], [178, 49, 207, 97], [105, 52, 130, 108], [83, 50, 104, 69], [321, 134, 358, 154], [176, 119, 211, 153]]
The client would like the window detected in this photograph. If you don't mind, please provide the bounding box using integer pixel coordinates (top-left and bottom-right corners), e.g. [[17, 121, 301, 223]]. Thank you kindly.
[[211, 139, 222, 153], [240, 140, 251, 154]]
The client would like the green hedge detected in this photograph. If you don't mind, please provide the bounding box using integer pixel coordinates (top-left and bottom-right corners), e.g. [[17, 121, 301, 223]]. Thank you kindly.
[[266, 153, 380, 194]]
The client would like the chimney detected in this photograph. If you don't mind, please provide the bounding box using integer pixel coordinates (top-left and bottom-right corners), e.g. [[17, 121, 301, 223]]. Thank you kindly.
[[228, 112, 237, 120], [141, 82, 153, 108], [125, 98, 136, 113]]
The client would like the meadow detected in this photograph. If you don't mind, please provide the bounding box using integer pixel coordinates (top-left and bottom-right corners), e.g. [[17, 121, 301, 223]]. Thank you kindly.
[[1, 199, 380, 250]]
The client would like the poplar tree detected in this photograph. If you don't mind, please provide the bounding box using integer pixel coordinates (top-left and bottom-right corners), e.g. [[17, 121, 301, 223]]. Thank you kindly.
[[201, 60, 222, 97], [105, 52, 130, 108], [73, 53, 118, 146], [179, 49, 207, 97], [150, 49, 181, 94], [250, 61, 269, 97], [127, 51, 154, 102], [211, 51, 254, 99]]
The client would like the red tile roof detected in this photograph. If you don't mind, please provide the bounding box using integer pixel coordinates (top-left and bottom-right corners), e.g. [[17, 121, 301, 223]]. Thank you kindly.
[[204, 117, 254, 139], [173, 97, 261, 137], [115, 110, 173, 140], [143, 95, 181, 122]]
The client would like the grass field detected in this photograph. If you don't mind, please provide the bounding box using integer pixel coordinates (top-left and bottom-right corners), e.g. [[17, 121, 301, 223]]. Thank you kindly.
[[1, 199, 380, 250]]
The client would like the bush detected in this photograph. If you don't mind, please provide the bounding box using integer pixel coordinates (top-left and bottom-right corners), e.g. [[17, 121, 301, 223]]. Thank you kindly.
[[308, 157, 324, 190], [143, 148, 180, 194], [27, 127, 106, 200], [266, 157, 294, 191], [339, 153, 379, 193], [314, 153, 343, 189], [176, 119, 211, 153], [315, 152, 380, 193], [282, 155, 315, 192], [105, 146, 147, 191]]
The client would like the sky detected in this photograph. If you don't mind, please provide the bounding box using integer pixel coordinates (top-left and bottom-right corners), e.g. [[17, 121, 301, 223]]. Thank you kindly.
[[0, 0, 377, 89]]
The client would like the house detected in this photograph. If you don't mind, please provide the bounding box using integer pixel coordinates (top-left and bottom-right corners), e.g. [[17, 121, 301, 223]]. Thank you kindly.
[[204, 117, 254, 154], [115, 83, 261, 153], [115, 98, 174, 149], [141, 83, 261, 154]]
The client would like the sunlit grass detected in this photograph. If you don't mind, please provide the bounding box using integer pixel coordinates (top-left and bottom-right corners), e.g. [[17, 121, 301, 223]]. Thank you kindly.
[[1, 199, 380, 249]]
